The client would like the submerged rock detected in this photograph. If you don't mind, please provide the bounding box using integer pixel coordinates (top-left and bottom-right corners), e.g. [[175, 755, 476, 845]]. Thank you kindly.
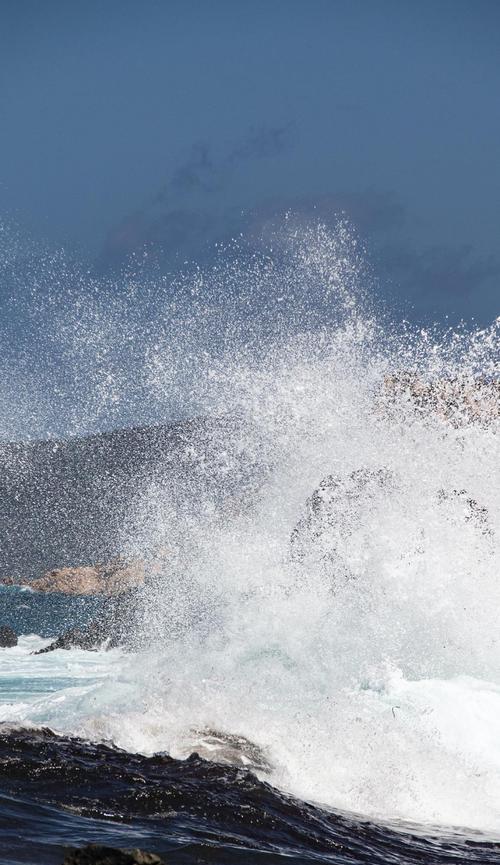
[[0, 625, 17, 647], [63, 846, 163, 865]]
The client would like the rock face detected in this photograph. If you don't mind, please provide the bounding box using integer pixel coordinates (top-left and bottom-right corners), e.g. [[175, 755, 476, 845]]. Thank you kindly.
[[63, 846, 163, 865], [0, 625, 17, 647], [27, 566, 104, 595]]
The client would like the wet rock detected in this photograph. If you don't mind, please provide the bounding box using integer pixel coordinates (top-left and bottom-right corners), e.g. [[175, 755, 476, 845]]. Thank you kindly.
[[63, 845, 164, 864], [34, 626, 101, 654], [0, 625, 17, 647], [33, 588, 143, 654]]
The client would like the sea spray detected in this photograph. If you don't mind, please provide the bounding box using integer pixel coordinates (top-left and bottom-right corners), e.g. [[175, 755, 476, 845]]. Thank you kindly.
[[119, 221, 499, 830], [1, 217, 499, 832]]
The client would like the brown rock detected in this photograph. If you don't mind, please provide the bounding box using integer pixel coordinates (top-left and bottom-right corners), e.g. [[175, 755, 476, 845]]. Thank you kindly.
[[29, 566, 103, 595], [0, 575, 34, 589], [12, 557, 146, 597], [0, 549, 171, 597], [100, 557, 146, 595], [382, 373, 500, 425]]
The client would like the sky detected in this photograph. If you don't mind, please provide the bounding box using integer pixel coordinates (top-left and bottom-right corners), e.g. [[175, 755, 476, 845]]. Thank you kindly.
[[1, 0, 499, 326]]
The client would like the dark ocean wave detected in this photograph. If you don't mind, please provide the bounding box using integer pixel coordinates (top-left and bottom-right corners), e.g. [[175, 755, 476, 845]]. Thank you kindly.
[[1, 727, 499, 865]]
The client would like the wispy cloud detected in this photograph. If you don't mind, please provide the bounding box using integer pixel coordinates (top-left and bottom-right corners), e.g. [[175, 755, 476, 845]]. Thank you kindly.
[[94, 163, 499, 326], [96, 124, 294, 272]]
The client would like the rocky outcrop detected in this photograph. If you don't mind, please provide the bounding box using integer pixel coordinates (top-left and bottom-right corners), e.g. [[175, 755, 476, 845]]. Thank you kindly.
[[63, 846, 163, 865], [0, 625, 17, 647], [27, 566, 104, 595], [30, 558, 145, 595], [1, 557, 145, 596]]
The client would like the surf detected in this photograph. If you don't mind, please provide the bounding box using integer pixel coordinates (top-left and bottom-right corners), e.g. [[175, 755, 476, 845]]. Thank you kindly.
[[0, 217, 499, 835]]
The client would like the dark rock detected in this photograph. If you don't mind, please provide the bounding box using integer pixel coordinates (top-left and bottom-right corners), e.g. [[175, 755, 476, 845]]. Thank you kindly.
[[0, 625, 17, 647], [63, 845, 164, 864], [33, 588, 143, 654], [34, 626, 99, 655], [0, 417, 256, 581]]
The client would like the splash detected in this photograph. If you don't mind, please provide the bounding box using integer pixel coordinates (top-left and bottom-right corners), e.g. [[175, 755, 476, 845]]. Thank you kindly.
[[1, 216, 499, 832]]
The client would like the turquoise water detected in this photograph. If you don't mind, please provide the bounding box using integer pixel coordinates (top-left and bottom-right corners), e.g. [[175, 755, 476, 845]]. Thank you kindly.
[[0, 584, 102, 637]]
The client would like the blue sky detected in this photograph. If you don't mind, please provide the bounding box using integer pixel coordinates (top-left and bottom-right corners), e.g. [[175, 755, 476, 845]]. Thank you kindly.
[[1, 0, 499, 325]]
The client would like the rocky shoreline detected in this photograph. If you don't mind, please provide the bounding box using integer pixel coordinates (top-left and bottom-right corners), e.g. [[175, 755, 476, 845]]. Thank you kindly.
[[0, 552, 174, 652], [1, 726, 499, 865]]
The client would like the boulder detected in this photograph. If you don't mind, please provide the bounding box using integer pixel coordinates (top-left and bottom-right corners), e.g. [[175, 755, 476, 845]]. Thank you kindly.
[[63, 845, 163, 865], [0, 625, 17, 647]]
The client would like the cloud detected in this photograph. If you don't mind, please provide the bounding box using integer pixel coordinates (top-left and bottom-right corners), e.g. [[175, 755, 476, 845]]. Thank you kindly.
[[380, 244, 499, 298], [95, 124, 294, 272], [227, 123, 293, 163], [376, 242, 500, 322], [94, 159, 499, 327]]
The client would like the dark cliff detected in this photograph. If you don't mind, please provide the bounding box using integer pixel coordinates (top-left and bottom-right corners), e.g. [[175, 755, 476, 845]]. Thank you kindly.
[[0, 416, 256, 579]]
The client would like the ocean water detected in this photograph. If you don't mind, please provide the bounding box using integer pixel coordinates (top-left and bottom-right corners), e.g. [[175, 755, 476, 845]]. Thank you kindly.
[[0, 218, 499, 863]]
